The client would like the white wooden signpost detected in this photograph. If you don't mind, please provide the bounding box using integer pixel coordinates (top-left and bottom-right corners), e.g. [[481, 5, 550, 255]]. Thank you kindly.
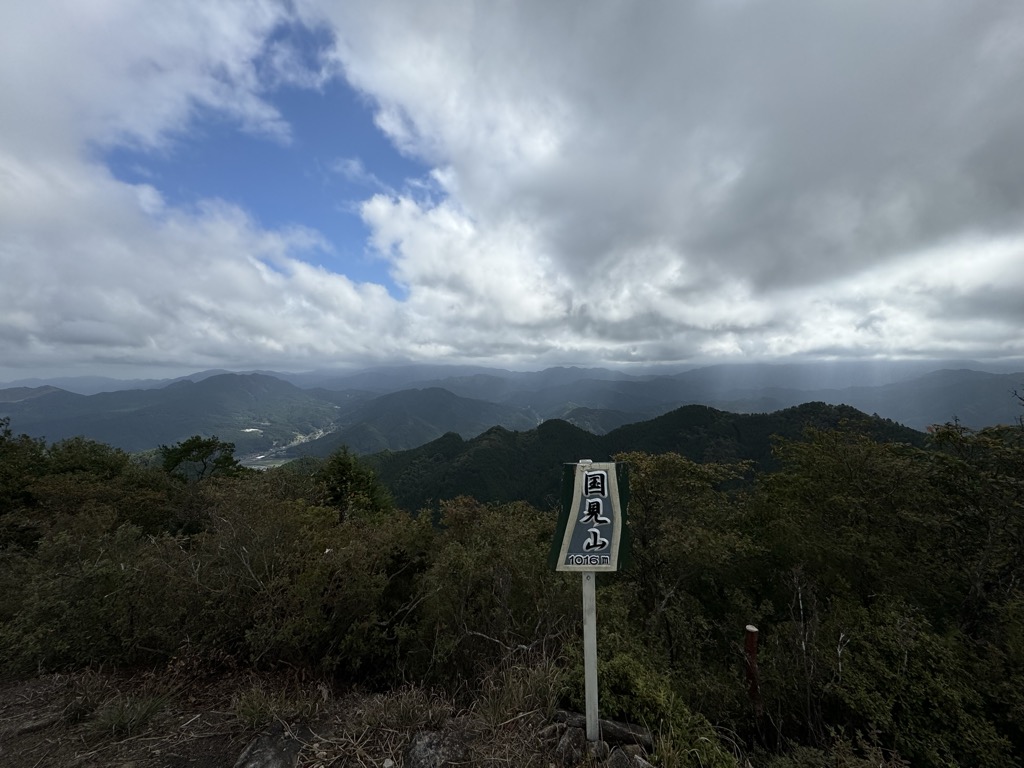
[[549, 459, 630, 742]]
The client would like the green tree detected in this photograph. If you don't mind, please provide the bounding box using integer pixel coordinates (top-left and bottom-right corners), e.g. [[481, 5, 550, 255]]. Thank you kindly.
[[413, 496, 573, 681], [926, 420, 1024, 757], [158, 435, 242, 482], [315, 446, 392, 522], [0, 417, 47, 516], [0, 418, 49, 550], [747, 424, 1021, 765]]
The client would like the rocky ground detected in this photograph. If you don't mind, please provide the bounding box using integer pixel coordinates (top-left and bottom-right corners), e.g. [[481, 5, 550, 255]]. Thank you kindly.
[[1, 670, 250, 767], [0, 669, 657, 767]]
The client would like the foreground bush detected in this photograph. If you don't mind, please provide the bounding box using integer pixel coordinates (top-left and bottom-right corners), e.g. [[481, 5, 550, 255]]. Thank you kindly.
[[2, 420, 1023, 766]]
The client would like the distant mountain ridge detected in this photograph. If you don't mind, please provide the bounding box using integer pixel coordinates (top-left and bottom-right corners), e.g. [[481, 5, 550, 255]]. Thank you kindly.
[[365, 401, 925, 512], [0, 369, 239, 396], [1, 362, 1020, 461], [9, 358, 1020, 396], [0, 386, 63, 403], [294, 387, 540, 455], [0, 374, 341, 454]]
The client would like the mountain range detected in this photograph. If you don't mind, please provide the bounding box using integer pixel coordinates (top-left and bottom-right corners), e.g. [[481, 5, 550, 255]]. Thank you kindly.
[[1, 361, 1021, 463], [364, 401, 925, 512]]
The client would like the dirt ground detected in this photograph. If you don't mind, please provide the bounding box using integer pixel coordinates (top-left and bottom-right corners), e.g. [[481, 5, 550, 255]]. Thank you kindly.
[[0, 670, 255, 767], [0, 668, 556, 768]]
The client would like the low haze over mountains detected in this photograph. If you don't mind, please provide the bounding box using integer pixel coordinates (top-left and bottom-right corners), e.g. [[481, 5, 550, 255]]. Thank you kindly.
[[1, 361, 1021, 464]]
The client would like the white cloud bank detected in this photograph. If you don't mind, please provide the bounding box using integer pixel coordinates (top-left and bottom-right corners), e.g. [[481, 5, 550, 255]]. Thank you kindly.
[[2, 0, 1024, 378]]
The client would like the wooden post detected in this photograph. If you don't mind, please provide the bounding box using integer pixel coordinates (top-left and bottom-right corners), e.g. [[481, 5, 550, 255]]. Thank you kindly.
[[583, 571, 599, 741]]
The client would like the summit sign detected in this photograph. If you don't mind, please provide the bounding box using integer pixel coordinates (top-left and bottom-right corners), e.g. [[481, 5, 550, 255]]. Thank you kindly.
[[550, 460, 628, 572]]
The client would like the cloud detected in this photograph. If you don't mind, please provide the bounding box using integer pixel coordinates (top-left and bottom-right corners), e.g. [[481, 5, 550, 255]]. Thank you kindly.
[[0, 1, 406, 376], [2, 0, 1024, 379], [304, 0, 1024, 359], [0, 151, 405, 372], [330, 157, 392, 194], [0, 0, 294, 155]]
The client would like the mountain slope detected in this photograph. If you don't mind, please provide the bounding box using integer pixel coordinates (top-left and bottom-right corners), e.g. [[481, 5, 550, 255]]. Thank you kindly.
[[2, 364, 1018, 460], [367, 417, 604, 512], [0, 374, 342, 453], [366, 401, 924, 512], [291, 387, 540, 455]]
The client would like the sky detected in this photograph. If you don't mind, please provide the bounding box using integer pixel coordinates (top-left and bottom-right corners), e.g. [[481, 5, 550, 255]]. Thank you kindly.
[[2, 1, 1024, 381]]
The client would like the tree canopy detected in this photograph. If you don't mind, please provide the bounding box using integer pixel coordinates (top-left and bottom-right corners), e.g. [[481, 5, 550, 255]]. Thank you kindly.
[[1, 413, 1022, 766], [158, 435, 242, 481]]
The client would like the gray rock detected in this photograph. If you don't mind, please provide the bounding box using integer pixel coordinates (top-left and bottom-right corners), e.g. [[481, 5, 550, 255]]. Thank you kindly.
[[405, 730, 468, 768], [552, 710, 654, 751], [233, 723, 305, 768], [604, 748, 657, 768], [604, 748, 635, 768], [587, 739, 610, 761], [539, 721, 567, 743], [554, 726, 587, 766]]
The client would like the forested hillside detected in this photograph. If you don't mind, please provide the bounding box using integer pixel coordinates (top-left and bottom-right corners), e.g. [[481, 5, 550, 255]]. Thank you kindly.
[[1, 409, 1022, 767], [366, 402, 923, 511], [2, 364, 1021, 464]]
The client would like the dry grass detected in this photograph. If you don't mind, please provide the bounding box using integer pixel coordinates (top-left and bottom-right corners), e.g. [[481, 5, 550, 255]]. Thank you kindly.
[[0, 655, 577, 768]]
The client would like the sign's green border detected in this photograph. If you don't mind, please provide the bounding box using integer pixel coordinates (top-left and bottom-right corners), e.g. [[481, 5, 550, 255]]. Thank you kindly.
[[548, 461, 632, 571]]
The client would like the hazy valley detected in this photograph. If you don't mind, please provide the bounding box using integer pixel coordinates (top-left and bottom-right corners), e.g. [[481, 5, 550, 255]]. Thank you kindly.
[[2, 361, 1021, 469]]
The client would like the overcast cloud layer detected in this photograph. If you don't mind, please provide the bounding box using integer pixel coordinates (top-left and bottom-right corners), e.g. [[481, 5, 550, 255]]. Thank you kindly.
[[2, 0, 1024, 379]]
